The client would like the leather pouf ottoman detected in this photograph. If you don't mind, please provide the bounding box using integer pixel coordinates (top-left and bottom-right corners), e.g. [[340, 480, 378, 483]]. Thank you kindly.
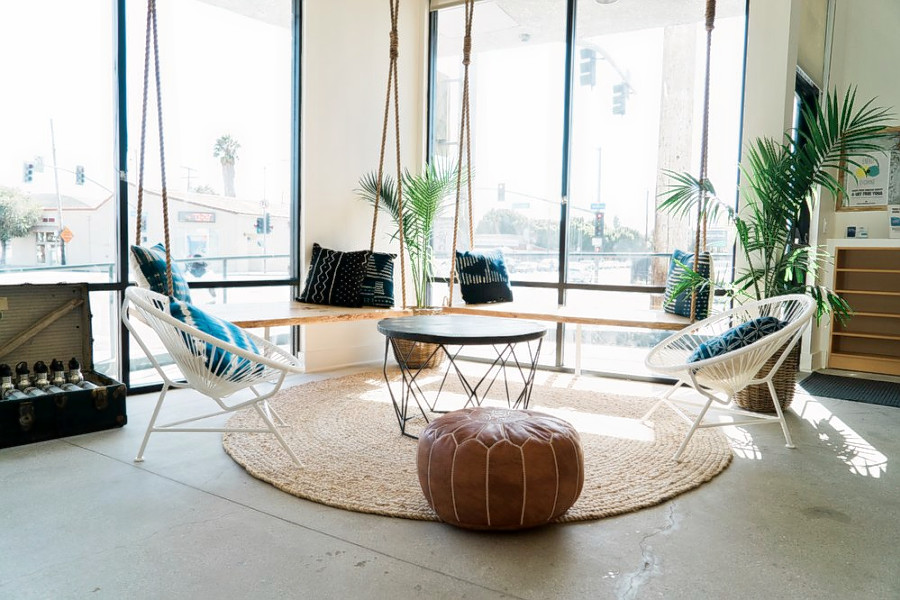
[[417, 407, 584, 530]]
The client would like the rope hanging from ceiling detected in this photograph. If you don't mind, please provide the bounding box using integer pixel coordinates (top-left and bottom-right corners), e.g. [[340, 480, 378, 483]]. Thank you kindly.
[[371, 0, 408, 308], [689, 0, 716, 321], [447, 0, 477, 307], [134, 0, 174, 297]]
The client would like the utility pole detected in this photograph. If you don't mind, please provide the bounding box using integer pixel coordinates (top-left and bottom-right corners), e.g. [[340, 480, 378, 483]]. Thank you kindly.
[[50, 119, 66, 265], [182, 165, 198, 191]]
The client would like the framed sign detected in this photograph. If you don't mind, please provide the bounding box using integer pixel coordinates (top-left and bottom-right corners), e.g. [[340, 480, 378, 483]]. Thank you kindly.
[[838, 127, 900, 211]]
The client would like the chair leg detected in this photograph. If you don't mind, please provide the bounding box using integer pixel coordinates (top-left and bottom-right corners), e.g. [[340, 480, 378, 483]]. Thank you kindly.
[[135, 383, 170, 463], [672, 393, 716, 462], [767, 380, 796, 449], [253, 402, 302, 466], [642, 381, 683, 422]]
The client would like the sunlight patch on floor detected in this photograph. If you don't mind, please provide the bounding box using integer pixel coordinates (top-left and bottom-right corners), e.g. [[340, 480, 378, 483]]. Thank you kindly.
[[795, 394, 887, 478]]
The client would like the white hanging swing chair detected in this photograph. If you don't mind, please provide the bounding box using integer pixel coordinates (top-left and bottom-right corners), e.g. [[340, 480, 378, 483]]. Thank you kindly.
[[122, 0, 303, 465]]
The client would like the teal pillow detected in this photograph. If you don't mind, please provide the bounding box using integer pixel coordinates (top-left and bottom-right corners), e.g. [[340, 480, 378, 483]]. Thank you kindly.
[[169, 298, 261, 377], [131, 243, 192, 302], [664, 249, 711, 320], [688, 316, 787, 363]]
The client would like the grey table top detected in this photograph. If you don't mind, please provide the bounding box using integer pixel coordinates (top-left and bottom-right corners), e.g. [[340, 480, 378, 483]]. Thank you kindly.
[[377, 314, 546, 345]]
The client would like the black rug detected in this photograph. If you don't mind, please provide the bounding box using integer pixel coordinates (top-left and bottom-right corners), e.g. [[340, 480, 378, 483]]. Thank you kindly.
[[798, 373, 900, 408]]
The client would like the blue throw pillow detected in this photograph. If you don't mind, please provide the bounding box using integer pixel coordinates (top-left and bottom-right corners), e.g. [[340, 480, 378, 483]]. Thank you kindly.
[[169, 298, 261, 377], [664, 249, 712, 320], [361, 252, 395, 308], [455, 249, 513, 304], [131, 243, 192, 303], [688, 316, 787, 363], [298, 243, 369, 307]]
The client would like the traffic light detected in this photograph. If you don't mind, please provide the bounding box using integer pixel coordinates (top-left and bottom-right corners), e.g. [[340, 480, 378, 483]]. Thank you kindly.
[[23, 162, 34, 183], [612, 82, 627, 115], [255, 217, 264, 234], [265, 213, 273, 233], [75, 165, 85, 185], [594, 211, 605, 237], [579, 48, 596, 87]]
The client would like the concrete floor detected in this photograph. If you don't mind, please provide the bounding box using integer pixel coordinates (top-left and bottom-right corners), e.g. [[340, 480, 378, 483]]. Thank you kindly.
[[1, 367, 899, 600]]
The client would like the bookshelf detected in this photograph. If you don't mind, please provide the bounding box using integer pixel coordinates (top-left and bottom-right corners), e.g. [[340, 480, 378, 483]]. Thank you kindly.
[[829, 244, 900, 376]]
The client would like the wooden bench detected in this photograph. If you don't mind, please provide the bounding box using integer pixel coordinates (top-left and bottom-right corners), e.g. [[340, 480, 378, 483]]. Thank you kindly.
[[442, 303, 691, 375], [206, 300, 690, 376], [206, 302, 414, 339]]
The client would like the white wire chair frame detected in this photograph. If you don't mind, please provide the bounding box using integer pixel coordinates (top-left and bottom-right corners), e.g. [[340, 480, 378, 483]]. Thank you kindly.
[[122, 286, 304, 465], [643, 294, 816, 462]]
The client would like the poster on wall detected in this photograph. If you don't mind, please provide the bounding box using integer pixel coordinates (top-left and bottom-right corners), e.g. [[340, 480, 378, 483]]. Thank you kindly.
[[839, 127, 900, 210]]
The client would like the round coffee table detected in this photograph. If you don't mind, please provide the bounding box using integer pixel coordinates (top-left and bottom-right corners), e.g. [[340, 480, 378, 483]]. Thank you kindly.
[[377, 315, 546, 437]]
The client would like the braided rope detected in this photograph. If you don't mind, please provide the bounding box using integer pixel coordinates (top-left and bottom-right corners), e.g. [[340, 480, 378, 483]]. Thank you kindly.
[[135, 0, 153, 246], [149, 1, 174, 298], [448, 0, 475, 307], [134, 0, 173, 297], [372, 0, 406, 308], [690, 0, 716, 322]]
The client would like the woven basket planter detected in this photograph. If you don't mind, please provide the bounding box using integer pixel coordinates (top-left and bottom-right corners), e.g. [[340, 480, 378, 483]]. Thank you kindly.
[[391, 338, 444, 370], [734, 343, 800, 413], [390, 307, 445, 370]]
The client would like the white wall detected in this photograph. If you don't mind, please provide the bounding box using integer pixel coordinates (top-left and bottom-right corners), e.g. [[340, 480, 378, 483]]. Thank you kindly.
[[823, 0, 900, 241], [807, 0, 900, 369], [301, 0, 428, 371]]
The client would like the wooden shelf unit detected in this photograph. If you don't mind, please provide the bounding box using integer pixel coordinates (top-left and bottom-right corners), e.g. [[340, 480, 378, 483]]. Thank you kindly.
[[829, 246, 900, 376]]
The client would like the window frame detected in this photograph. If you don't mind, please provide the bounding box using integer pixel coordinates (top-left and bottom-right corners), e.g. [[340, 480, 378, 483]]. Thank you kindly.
[[427, 0, 749, 375]]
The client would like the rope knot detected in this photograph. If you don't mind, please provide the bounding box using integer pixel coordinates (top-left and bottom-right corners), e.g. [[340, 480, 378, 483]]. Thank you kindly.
[[390, 29, 399, 60], [462, 35, 472, 65]]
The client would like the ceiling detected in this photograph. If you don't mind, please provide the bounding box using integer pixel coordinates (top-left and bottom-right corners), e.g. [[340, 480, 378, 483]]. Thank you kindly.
[[438, 0, 746, 53]]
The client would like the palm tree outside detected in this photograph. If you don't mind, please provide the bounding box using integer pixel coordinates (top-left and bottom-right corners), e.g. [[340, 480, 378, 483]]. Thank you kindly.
[[213, 134, 240, 197]]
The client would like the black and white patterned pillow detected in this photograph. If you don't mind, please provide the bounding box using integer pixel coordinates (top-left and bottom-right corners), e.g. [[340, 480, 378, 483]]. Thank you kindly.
[[455, 249, 513, 304], [298, 243, 369, 308], [361, 252, 395, 308]]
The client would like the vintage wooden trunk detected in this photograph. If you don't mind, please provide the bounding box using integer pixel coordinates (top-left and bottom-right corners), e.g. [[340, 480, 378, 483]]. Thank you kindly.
[[0, 284, 126, 449]]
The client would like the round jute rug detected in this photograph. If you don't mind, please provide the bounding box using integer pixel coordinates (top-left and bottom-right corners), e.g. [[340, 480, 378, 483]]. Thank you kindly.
[[223, 369, 732, 522]]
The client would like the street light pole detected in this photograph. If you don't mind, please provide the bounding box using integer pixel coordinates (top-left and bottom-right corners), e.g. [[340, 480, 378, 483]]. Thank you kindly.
[[49, 118, 66, 265]]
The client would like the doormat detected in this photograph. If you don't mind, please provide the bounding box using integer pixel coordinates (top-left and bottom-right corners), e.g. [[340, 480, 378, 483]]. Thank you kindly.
[[798, 373, 900, 407]]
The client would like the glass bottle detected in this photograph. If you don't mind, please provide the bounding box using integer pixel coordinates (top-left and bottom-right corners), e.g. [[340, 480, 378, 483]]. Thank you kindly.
[[0, 363, 14, 397], [66, 357, 83, 384], [34, 361, 65, 394], [50, 359, 67, 388], [66, 357, 97, 390], [15, 362, 32, 391]]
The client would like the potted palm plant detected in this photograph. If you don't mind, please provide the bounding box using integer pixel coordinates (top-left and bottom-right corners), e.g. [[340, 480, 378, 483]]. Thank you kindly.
[[659, 87, 893, 411], [358, 161, 460, 367]]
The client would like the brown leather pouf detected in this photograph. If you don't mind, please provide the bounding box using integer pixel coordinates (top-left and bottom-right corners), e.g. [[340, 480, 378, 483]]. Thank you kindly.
[[417, 407, 584, 530]]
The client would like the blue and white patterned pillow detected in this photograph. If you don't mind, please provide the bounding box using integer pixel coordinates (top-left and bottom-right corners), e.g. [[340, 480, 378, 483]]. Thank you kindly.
[[131, 243, 192, 303], [664, 249, 712, 320], [361, 252, 395, 308], [688, 316, 787, 363], [455, 249, 513, 304], [169, 298, 261, 377]]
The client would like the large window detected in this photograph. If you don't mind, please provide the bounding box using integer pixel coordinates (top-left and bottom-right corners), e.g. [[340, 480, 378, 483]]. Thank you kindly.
[[430, 0, 747, 377], [125, 0, 294, 283], [0, 2, 117, 280], [0, 0, 299, 388]]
